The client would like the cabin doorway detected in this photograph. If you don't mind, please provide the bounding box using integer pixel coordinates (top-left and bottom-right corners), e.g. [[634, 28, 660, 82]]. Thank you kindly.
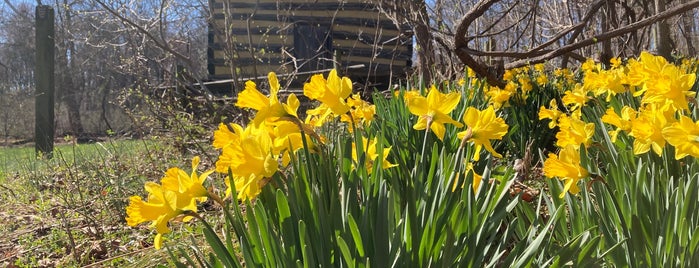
[[293, 23, 333, 72]]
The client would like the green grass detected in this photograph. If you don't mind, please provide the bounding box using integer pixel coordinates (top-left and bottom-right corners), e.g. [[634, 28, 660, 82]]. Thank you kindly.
[[0, 139, 161, 177], [0, 144, 41, 178], [0, 137, 195, 267]]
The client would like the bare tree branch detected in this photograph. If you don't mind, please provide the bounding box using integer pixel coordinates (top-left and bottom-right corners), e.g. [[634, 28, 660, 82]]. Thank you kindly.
[[454, 0, 699, 88], [507, 0, 699, 68], [454, 0, 504, 87], [3, 0, 19, 14], [93, 0, 192, 66]]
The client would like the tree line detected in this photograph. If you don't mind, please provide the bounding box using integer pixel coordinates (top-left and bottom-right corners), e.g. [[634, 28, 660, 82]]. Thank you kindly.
[[0, 0, 697, 141]]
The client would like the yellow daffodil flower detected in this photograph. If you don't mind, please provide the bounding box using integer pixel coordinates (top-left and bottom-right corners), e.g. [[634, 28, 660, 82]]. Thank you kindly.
[[215, 123, 278, 200], [407, 85, 463, 141], [503, 69, 515, 81], [518, 77, 533, 95], [303, 69, 353, 116], [662, 115, 699, 159], [304, 104, 334, 127], [213, 123, 243, 150], [126, 157, 211, 249], [625, 57, 647, 89], [458, 106, 509, 161], [555, 114, 595, 149], [538, 99, 563, 129], [451, 162, 483, 193], [236, 72, 299, 126], [458, 78, 466, 87], [126, 183, 179, 249], [581, 58, 599, 73], [625, 52, 696, 112], [159, 156, 212, 215], [562, 84, 590, 112], [543, 145, 589, 198], [341, 93, 376, 133], [534, 63, 545, 72], [610, 57, 622, 68], [351, 136, 397, 174], [640, 63, 696, 113], [485, 83, 515, 109], [273, 120, 314, 166], [629, 104, 673, 156], [401, 89, 424, 103], [467, 67, 477, 78], [601, 106, 636, 142], [585, 69, 626, 101]]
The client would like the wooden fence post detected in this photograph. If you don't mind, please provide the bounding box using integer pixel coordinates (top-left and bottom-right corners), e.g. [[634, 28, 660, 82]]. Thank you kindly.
[[35, 5, 55, 159]]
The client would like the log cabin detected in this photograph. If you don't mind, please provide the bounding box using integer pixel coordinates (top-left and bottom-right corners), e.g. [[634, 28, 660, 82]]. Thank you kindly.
[[207, 0, 413, 93]]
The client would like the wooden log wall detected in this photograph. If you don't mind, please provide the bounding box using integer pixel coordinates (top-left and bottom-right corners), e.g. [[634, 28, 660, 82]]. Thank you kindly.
[[208, 0, 413, 91]]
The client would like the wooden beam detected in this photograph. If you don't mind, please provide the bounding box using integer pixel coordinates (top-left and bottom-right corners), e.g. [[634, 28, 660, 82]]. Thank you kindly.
[[35, 5, 55, 158]]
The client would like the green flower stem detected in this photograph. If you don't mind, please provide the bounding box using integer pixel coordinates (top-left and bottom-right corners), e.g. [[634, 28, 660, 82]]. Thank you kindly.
[[207, 187, 226, 208], [419, 117, 433, 167]]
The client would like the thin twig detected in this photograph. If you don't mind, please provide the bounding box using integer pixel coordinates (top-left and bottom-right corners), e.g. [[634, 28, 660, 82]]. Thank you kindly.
[[92, 0, 192, 66], [453, 0, 699, 86]]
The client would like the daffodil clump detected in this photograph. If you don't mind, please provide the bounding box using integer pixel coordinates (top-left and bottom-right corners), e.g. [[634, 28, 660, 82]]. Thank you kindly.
[[540, 51, 698, 197], [123, 51, 699, 267], [481, 63, 576, 110], [211, 70, 389, 201], [402, 83, 509, 191], [125, 70, 395, 249], [402, 83, 510, 156], [125, 156, 212, 249]]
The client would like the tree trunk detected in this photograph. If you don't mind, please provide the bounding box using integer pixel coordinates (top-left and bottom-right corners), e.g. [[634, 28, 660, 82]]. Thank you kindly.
[[600, 0, 615, 68], [60, 0, 85, 138], [681, 0, 696, 55], [654, 0, 674, 60], [64, 88, 85, 136], [413, 0, 434, 83]]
